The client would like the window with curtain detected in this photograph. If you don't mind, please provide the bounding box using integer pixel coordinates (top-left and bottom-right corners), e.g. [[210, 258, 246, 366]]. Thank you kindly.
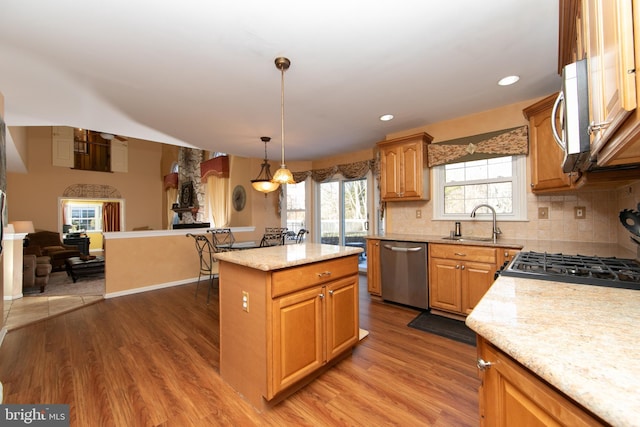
[[432, 155, 527, 220]]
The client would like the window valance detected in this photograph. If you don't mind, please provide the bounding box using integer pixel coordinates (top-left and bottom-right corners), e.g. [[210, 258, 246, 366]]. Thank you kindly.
[[427, 126, 528, 167], [292, 159, 375, 183], [163, 173, 178, 191], [200, 155, 230, 180]]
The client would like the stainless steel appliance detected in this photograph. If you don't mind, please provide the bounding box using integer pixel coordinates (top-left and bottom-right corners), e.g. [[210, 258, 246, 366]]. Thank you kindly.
[[500, 251, 640, 290], [380, 241, 428, 308], [551, 59, 591, 173]]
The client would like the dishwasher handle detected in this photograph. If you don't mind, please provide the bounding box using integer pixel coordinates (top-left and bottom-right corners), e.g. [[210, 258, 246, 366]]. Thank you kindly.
[[383, 244, 424, 252]]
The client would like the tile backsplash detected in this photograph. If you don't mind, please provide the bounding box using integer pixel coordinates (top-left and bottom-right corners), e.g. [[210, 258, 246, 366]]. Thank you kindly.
[[386, 181, 640, 252]]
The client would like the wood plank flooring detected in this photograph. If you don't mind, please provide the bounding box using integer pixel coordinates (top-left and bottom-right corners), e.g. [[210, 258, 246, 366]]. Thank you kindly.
[[0, 276, 480, 426]]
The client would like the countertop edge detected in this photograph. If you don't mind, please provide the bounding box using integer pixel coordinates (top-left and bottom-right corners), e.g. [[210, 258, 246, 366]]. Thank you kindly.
[[214, 243, 363, 271]]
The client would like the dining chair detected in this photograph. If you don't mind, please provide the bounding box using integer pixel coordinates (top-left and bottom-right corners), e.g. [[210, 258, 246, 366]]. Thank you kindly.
[[264, 227, 287, 245], [208, 228, 236, 251], [295, 228, 309, 243], [186, 233, 219, 304], [260, 233, 281, 247]]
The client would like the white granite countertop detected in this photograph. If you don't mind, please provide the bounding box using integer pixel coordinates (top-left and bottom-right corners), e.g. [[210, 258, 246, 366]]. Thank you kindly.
[[466, 276, 640, 427], [214, 243, 363, 271]]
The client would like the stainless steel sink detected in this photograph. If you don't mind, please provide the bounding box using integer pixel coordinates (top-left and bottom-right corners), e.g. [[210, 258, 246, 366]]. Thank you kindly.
[[441, 236, 495, 242]]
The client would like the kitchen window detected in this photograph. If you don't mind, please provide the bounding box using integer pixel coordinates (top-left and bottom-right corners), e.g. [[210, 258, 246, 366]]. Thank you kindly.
[[432, 155, 527, 221]]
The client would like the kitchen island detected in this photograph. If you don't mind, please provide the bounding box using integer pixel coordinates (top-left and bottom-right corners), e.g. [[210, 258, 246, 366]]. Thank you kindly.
[[214, 243, 363, 410], [466, 275, 640, 426]]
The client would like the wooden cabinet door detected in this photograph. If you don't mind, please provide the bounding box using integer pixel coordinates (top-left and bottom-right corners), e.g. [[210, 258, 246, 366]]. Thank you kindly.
[[400, 141, 421, 198], [380, 145, 401, 200], [461, 261, 496, 315], [429, 258, 462, 313], [478, 337, 605, 426], [366, 239, 381, 296], [326, 275, 359, 361], [585, 0, 636, 155], [524, 94, 574, 193], [272, 286, 324, 395]]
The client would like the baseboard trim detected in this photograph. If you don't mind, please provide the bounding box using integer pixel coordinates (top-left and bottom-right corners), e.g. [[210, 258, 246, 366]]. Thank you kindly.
[[105, 277, 199, 299]]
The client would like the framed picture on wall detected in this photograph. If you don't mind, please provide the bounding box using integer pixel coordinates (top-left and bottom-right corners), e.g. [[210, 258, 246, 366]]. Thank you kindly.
[[180, 182, 194, 208]]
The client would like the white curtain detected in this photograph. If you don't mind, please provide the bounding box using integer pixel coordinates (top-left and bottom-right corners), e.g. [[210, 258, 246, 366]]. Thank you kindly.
[[166, 187, 177, 229], [207, 175, 229, 227]]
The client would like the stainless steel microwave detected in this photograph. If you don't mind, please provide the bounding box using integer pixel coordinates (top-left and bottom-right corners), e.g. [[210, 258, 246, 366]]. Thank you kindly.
[[551, 59, 591, 173]]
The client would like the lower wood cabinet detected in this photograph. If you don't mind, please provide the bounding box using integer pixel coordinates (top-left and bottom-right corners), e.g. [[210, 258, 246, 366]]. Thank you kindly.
[[366, 239, 381, 296], [219, 254, 359, 409], [429, 244, 497, 316], [477, 336, 605, 426], [272, 274, 358, 395]]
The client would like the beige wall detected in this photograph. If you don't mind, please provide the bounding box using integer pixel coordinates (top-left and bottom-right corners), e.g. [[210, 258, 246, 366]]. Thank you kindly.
[[104, 232, 199, 294], [384, 96, 639, 245], [6, 126, 164, 232]]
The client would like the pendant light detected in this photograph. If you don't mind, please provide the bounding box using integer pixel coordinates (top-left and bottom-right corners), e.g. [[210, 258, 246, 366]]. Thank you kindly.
[[251, 136, 280, 194], [271, 57, 295, 185]]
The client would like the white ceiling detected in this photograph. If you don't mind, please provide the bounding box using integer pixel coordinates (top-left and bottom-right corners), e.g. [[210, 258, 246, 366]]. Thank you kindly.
[[0, 0, 560, 169]]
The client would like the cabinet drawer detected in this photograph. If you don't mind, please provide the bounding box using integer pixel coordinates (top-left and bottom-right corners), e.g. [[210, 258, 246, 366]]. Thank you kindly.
[[271, 255, 358, 298], [430, 244, 497, 263]]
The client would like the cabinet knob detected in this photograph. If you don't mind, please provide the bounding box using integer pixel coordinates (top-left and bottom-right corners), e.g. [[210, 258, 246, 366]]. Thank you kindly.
[[456, 265, 460, 269], [329, 290, 334, 296], [461, 265, 465, 270], [319, 293, 325, 299], [477, 358, 492, 371]]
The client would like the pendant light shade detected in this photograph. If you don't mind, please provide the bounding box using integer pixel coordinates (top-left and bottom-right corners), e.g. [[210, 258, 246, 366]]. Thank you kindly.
[[251, 137, 280, 194], [271, 57, 295, 185]]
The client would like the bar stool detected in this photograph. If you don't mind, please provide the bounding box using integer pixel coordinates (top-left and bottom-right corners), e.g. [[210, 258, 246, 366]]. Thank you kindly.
[[186, 233, 218, 304]]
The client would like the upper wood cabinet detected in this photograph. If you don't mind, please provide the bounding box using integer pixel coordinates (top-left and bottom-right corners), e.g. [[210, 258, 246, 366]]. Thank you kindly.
[[584, 0, 637, 158], [523, 94, 580, 193], [558, 0, 640, 170], [377, 132, 433, 202]]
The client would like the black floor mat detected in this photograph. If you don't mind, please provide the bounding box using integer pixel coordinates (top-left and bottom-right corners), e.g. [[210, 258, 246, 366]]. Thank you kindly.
[[408, 311, 476, 346]]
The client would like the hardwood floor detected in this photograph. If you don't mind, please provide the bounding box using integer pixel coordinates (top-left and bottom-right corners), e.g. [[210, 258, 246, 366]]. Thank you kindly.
[[0, 275, 480, 426]]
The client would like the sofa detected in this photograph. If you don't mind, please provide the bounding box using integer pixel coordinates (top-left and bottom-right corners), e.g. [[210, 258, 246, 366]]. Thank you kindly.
[[23, 254, 52, 293], [24, 230, 82, 271]]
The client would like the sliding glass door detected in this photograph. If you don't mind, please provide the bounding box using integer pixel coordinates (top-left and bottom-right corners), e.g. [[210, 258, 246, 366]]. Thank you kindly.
[[319, 178, 368, 250]]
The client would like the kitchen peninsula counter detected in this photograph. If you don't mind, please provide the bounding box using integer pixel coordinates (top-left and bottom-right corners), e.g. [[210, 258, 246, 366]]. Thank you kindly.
[[466, 275, 640, 426], [213, 242, 363, 270], [214, 243, 363, 409]]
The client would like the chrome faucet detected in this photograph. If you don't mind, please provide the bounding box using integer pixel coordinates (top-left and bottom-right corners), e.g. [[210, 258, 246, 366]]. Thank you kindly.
[[470, 204, 502, 243]]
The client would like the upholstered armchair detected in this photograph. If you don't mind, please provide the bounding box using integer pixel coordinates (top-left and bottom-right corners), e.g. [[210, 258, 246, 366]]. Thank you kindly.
[[23, 254, 52, 293], [24, 230, 82, 271]]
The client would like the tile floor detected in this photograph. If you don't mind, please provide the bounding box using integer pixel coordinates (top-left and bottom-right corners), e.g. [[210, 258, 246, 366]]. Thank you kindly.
[[3, 295, 103, 331]]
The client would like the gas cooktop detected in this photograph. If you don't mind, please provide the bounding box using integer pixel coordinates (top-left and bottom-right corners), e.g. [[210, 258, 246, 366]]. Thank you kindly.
[[500, 251, 640, 290]]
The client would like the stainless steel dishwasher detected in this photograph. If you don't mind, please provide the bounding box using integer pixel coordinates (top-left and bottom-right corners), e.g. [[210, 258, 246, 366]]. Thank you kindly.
[[380, 240, 428, 309]]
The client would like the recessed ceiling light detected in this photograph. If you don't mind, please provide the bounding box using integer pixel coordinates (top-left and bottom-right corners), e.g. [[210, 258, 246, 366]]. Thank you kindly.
[[498, 75, 520, 86], [379, 114, 394, 121]]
